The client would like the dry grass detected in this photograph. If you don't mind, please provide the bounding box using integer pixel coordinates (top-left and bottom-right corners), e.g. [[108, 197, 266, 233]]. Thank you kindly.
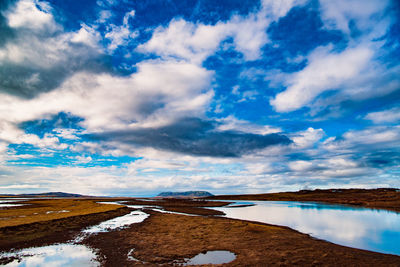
[[83, 210, 400, 266], [0, 199, 123, 228], [209, 188, 400, 212]]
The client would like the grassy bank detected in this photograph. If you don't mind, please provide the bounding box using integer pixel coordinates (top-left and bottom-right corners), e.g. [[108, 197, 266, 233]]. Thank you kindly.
[[83, 210, 400, 266], [207, 188, 400, 212]]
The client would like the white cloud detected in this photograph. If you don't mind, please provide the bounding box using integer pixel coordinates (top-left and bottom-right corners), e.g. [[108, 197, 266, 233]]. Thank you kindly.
[[0, 59, 214, 133], [365, 107, 400, 124], [0, 121, 66, 150], [75, 155, 93, 164], [71, 24, 102, 48], [1, 0, 398, 195], [319, 0, 391, 39], [270, 45, 373, 112], [216, 115, 281, 135], [137, 19, 228, 64], [104, 10, 138, 51], [97, 10, 113, 23], [53, 129, 80, 140], [323, 126, 400, 151], [0, 184, 41, 189], [291, 127, 325, 149], [5, 0, 58, 32], [138, 0, 303, 63], [289, 160, 313, 171], [343, 126, 400, 145], [0, 0, 105, 101]]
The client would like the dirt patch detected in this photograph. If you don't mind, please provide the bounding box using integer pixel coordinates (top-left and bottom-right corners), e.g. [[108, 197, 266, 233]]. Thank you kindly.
[[83, 210, 400, 266], [208, 188, 400, 212]]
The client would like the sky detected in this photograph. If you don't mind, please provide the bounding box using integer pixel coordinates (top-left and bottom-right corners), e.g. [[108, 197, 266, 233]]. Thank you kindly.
[[0, 0, 399, 196]]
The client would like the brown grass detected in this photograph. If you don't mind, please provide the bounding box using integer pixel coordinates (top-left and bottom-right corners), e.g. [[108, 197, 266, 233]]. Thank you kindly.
[[83, 210, 400, 266], [0, 199, 131, 253], [0, 199, 124, 228], [208, 188, 400, 212]]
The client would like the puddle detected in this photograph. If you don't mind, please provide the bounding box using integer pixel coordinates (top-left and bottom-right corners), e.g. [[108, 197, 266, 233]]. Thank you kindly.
[[0, 199, 220, 266], [0, 199, 31, 208], [127, 248, 144, 263], [82, 210, 149, 233], [183, 250, 236, 265], [151, 208, 198, 217], [226, 201, 255, 208], [0, 204, 26, 208], [1, 201, 152, 266], [0, 198, 31, 202], [0, 244, 98, 267], [131, 198, 160, 202], [46, 210, 70, 214]]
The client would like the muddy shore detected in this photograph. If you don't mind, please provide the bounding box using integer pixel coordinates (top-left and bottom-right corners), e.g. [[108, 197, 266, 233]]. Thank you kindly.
[[82, 209, 400, 266], [122, 199, 229, 216], [1, 196, 400, 266], [0, 207, 131, 254], [208, 188, 400, 212]]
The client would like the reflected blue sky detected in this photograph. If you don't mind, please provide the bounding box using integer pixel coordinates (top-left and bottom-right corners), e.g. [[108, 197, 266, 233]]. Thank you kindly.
[[2, 244, 97, 267], [214, 201, 400, 255]]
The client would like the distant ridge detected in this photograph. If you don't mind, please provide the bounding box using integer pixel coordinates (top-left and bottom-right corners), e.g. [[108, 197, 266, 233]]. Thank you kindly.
[[0, 192, 87, 198], [157, 191, 213, 198]]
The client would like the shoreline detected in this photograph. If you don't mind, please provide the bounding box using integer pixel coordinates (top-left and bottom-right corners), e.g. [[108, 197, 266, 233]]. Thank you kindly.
[[1, 196, 400, 266], [82, 209, 400, 266], [207, 188, 400, 213]]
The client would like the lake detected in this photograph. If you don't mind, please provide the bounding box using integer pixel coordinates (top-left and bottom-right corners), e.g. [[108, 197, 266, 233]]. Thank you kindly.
[[213, 201, 400, 256]]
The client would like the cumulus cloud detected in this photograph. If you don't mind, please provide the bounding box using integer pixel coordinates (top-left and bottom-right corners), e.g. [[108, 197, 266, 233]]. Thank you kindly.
[[269, 0, 399, 115], [137, 19, 228, 64], [270, 45, 373, 112], [0, 59, 214, 131], [138, 0, 304, 63], [0, 0, 399, 195], [0, 0, 108, 98], [5, 0, 58, 32], [291, 127, 325, 149]]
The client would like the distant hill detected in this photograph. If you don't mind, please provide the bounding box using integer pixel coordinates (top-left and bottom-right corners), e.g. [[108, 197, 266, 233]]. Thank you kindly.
[[0, 192, 87, 198], [157, 191, 213, 198]]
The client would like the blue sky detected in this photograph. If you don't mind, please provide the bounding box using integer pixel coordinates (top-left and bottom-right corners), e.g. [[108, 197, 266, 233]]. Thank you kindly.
[[0, 0, 399, 196]]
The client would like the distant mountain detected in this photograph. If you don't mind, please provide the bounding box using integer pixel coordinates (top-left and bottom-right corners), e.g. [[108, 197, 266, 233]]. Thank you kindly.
[[0, 192, 87, 198], [157, 191, 213, 198]]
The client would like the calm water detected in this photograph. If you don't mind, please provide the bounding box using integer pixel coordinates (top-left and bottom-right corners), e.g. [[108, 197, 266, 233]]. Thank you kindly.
[[82, 210, 149, 234], [184, 250, 236, 265], [1, 204, 150, 266], [2, 244, 97, 267], [214, 201, 400, 255], [0, 199, 30, 208]]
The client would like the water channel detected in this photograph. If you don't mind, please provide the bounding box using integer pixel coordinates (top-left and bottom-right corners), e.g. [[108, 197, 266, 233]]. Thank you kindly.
[[213, 201, 400, 256]]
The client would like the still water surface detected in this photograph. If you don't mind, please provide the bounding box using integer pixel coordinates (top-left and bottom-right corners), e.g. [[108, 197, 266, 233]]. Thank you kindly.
[[214, 201, 400, 255], [2, 244, 97, 267], [184, 250, 236, 265]]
